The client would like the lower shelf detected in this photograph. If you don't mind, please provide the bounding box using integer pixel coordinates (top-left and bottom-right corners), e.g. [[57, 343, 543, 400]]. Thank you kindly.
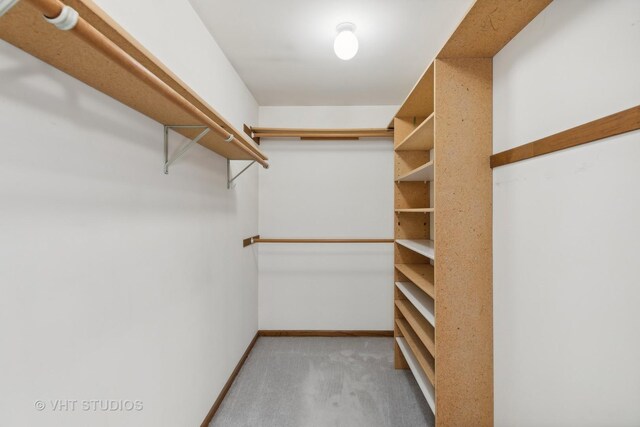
[[396, 239, 435, 260], [396, 337, 436, 414], [396, 282, 435, 327]]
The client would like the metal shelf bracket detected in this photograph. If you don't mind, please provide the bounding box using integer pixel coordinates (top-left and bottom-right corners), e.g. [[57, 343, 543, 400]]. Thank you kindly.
[[164, 125, 210, 174], [227, 159, 257, 189]]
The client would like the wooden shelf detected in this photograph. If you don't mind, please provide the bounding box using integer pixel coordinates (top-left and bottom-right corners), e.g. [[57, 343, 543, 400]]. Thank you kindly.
[[396, 336, 436, 413], [396, 282, 435, 327], [438, 0, 553, 59], [396, 161, 434, 182], [395, 264, 435, 298], [0, 0, 268, 165], [396, 318, 435, 385], [396, 239, 434, 260], [395, 113, 434, 151], [396, 300, 435, 356], [250, 127, 394, 140], [395, 208, 434, 214], [391, 62, 434, 126]]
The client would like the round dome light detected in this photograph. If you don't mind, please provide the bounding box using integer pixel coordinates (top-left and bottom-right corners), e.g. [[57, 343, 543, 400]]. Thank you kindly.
[[334, 22, 358, 61]]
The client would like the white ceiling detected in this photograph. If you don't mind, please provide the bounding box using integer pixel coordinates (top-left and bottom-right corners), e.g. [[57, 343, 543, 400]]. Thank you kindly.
[[188, 0, 474, 106]]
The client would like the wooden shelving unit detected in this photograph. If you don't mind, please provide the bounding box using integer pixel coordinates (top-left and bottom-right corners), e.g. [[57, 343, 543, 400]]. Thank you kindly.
[[0, 0, 268, 166], [392, 2, 552, 425]]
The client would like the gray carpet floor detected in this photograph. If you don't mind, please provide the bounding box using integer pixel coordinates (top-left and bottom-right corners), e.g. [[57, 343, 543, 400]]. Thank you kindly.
[[210, 337, 433, 427]]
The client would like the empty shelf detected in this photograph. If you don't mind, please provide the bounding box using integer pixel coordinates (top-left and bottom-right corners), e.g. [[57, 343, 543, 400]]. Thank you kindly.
[[396, 113, 435, 151], [396, 239, 434, 260], [390, 62, 434, 127], [0, 1, 268, 165], [397, 161, 434, 182], [395, 264, 435, 298], [396, 318, 435, 385], [395, 208, 434, 214], [396, 300, 435, 356], [396, 337, 436, 413], [396, 282, 435, 327]]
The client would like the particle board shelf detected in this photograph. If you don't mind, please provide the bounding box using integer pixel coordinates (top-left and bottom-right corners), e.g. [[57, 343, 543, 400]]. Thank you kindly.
[[396, 161, 434, 182], [396, 239, 434, 260], [395, 113, 434, 151], [395, 264, 435, 299], [396, 318, 435, 385], [396, 337, 436, 414], [395, 299, 435, 356], [396, 282, 435, 327], [390, 63, 434, 127], [395, 208, 434, 214], [249, 127, 394, 140], [0, 0, 268, 166], [437, 0, 553, 59]]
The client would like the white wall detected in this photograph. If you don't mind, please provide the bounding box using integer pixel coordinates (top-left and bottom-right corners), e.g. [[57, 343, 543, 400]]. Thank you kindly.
[[493, 1, 640, 426], [0, 1, 260, 426], [257, 106, 396, 330]]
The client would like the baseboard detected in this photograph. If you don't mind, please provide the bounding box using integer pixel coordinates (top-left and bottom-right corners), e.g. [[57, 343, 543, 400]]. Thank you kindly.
[[200, 332, 259, 427], [200, 329, 393, 425], [258, 330, 394, 337]]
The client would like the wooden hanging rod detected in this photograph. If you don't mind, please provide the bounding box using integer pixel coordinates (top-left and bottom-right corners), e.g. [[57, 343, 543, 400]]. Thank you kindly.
[[491, 105, 640, 168], [248, 127, 394, 140], [243, 235, 394, 247]]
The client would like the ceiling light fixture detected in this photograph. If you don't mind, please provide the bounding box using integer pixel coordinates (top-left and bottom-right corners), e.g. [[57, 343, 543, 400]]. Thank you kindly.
[[334, 22, 358, 61]]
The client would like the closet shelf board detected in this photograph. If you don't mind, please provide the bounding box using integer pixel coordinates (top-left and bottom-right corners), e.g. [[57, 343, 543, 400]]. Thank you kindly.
[[0, 0, 267, 163], [396, 282, 435, 327], [396, 337, 436, 413], [396, 161, 434, 182], [395, 299, 435, 356], [396, 239, 435, 260], [395, 263, 435, 298], [395, 113, 435, 151]]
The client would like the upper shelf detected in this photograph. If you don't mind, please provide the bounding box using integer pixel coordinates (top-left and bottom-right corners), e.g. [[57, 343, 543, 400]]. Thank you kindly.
[[397, 161, 434, 182], [0, 0, 268, 166], [438, 0, 553, 58], [389, 0, 552, 127], [249, 127, 394, 140], [395, 113, 434, 151], [390, 63, 434, 127]]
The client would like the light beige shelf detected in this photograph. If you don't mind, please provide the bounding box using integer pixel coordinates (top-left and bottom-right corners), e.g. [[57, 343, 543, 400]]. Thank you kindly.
[[396, 281, 435, 327], [396, 300, 435, 357], [0, 0, 268, 166], [390, 62, 434, 126], [396, 318, 435, 386], [395, 264, 435, 298], [396, 161, 434, 182], [395, 113, 434, 151], [395, 208, 434, 214], [396, 337, 436, 413], [396, 239, 435, 260]]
